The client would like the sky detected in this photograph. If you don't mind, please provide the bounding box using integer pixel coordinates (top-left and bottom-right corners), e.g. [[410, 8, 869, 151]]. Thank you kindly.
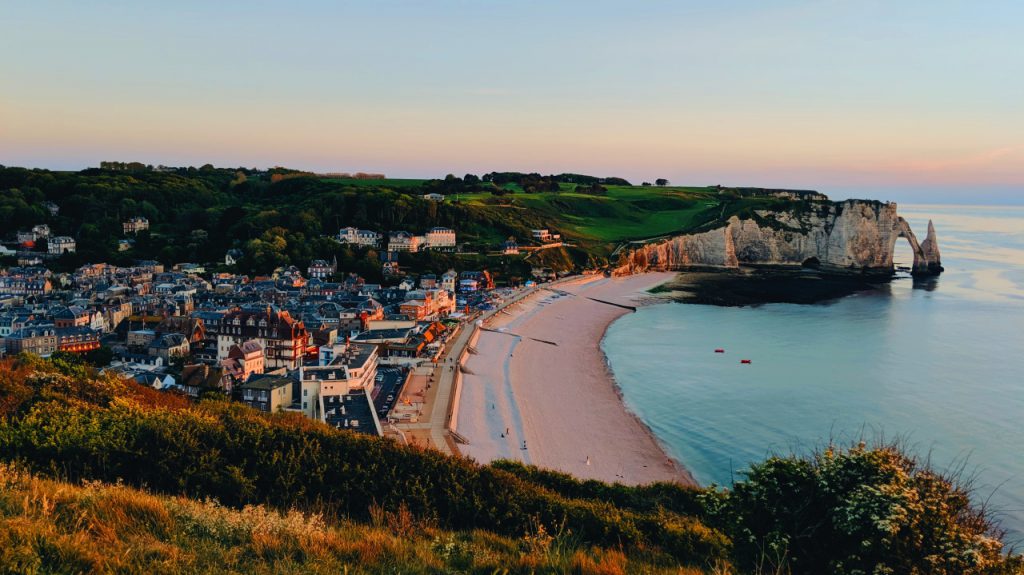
[[2, 0, 1022, 203]]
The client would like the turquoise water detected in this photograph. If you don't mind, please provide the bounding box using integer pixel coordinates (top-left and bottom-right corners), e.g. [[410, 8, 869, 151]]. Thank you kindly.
[[604, 204, 1024, 543]]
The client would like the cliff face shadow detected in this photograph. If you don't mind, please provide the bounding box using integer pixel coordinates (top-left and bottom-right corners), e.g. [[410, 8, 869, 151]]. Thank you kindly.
[[654, 267, 891, 307]]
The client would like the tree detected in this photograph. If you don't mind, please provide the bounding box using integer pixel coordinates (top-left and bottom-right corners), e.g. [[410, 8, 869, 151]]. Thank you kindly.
[[655, 178, 669, 186], [641, 182, 652, 187]]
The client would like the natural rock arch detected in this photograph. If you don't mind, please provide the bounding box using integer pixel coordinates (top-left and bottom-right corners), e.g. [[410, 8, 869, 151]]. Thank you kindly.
[[893, 217, 943, 275]]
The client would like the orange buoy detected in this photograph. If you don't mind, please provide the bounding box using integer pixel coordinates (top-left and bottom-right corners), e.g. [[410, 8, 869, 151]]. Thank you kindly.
[[740, 359, 752, 364], [715, 348, 725, 353]]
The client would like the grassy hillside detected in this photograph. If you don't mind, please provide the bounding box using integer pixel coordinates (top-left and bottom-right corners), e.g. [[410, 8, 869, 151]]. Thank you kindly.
[[0, 166, 811, 275], [0, 464, 703, 574], [0, 354, 1020, 574]]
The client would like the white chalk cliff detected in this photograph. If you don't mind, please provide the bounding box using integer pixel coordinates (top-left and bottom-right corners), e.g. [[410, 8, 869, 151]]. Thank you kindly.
[[614, 200, 943, 276]]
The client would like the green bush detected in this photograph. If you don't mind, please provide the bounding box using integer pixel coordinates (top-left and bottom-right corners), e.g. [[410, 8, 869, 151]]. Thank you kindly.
[[708, 442, 1021, 575]]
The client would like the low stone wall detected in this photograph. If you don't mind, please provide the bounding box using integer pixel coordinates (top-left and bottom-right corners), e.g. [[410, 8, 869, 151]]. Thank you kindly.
[[447, 324, 481, 434]]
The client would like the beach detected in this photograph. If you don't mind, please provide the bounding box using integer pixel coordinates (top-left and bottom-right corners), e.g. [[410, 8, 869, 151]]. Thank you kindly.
[[455, 272, 694, 486]]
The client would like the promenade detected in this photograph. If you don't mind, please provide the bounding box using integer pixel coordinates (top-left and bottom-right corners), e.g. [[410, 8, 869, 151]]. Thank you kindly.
[[392, 282, 549, 454]]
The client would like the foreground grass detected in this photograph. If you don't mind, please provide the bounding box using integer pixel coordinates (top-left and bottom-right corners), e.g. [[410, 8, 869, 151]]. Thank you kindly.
[[0, 464, 711, 575]]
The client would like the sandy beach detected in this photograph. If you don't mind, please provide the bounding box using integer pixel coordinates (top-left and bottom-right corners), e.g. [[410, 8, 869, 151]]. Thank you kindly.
[[455, 272, 695, 486]]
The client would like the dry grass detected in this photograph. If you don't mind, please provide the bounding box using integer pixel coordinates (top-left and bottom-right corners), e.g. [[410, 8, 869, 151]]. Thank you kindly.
[[0, 463, 719, 574]]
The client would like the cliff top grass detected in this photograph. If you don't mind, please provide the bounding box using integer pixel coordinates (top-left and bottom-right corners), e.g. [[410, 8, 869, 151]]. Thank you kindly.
[[455, 184, 795, 245]]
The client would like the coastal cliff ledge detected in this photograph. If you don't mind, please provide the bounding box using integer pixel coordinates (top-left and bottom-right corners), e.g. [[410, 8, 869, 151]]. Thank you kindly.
[[613, 196, 943, 277]]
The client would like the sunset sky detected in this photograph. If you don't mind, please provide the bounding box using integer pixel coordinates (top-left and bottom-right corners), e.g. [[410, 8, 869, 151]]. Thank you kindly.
[[2, 1, 1022, 203]]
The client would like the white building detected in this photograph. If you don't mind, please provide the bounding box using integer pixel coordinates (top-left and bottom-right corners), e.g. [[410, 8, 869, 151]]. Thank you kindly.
[[48, 236, 76, 255], [388, 231, 422, 253], [123, 217, 150, 234], [338, 227, 382, 247], [32, 224, 51, 239], [423, 193, 445, 202], [441, 269, 458, 292], [300, 342, 379, 420], [425, 227, 456, 249]]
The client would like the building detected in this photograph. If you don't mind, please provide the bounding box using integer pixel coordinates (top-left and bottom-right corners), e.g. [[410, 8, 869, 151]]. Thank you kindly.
[[55, 326, 101, 354], [337, 227, 381, 247], [307, 258, 337, 280], [123, 217, 150, 234], [109, 352, 164, 371], [459, 271, 494, 292], [387, 231, 421, 253], [216, 306, 309, 370], [531, 229, 551, 241], [118, 239, 135, 252], [321, 391, 380, 435], [502, 237, 519, 255], [155, 316, 206, 347], [425, 227, 456, 249], [220, 341, 265, 386], [441, 269, 458, 292], [239, 374, 293, 413], [174, 263, 205, 275], [225, 249, 243, 266], [422, 193, 445, 202], [5, 325, 58, 357], [53, 305, 90, 328], [419, 274, 437, 289], [178, 364, 227, 398], [0, 314, 40, 337], [48, 236, 76, 255], [400, 289, 454, 320], [302, 342, 379, 421], [148, 333, 190, 362], [127, 328, 158, 348], [399, 299, 429, 321]]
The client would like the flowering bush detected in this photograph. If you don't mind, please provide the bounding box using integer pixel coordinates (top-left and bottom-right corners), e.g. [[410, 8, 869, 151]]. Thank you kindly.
[[711, 442, 1021, 574]]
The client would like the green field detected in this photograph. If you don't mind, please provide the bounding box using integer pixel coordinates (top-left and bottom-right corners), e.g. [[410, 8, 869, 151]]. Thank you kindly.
[[452, 184, 779, 246], [316, 178, 786, 247]]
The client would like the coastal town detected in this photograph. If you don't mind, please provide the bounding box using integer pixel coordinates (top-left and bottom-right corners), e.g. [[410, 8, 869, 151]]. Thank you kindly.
[[3, 2, 1021, 570], [0, 210, 568, 446]]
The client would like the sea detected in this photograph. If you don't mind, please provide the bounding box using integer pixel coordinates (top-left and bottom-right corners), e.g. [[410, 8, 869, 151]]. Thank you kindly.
[[603, 204, 1024, 543]]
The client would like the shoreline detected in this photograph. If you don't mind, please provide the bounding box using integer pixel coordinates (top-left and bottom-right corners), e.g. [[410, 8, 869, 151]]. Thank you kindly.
[[596, 317, 696, 485], [454, 272, 695, 486]]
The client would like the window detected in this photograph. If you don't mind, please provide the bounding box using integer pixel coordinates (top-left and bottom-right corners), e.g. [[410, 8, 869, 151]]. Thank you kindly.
[[303, 389, 308, 397]]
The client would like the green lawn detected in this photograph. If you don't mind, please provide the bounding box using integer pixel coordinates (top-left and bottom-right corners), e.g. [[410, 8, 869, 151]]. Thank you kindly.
[[458, 185, 736, 244]]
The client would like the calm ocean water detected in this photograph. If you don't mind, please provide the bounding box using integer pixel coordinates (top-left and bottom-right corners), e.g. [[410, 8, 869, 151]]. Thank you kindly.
[[604, 204, 1024, 543]]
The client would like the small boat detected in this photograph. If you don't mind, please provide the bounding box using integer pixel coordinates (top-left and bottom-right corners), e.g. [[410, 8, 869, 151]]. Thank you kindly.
[[740, 359, 752, 364], [714, 348, 725, 353]]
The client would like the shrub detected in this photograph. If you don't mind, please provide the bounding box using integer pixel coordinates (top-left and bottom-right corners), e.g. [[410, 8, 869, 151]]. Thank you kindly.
[[710, 442, 1021, 575]]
